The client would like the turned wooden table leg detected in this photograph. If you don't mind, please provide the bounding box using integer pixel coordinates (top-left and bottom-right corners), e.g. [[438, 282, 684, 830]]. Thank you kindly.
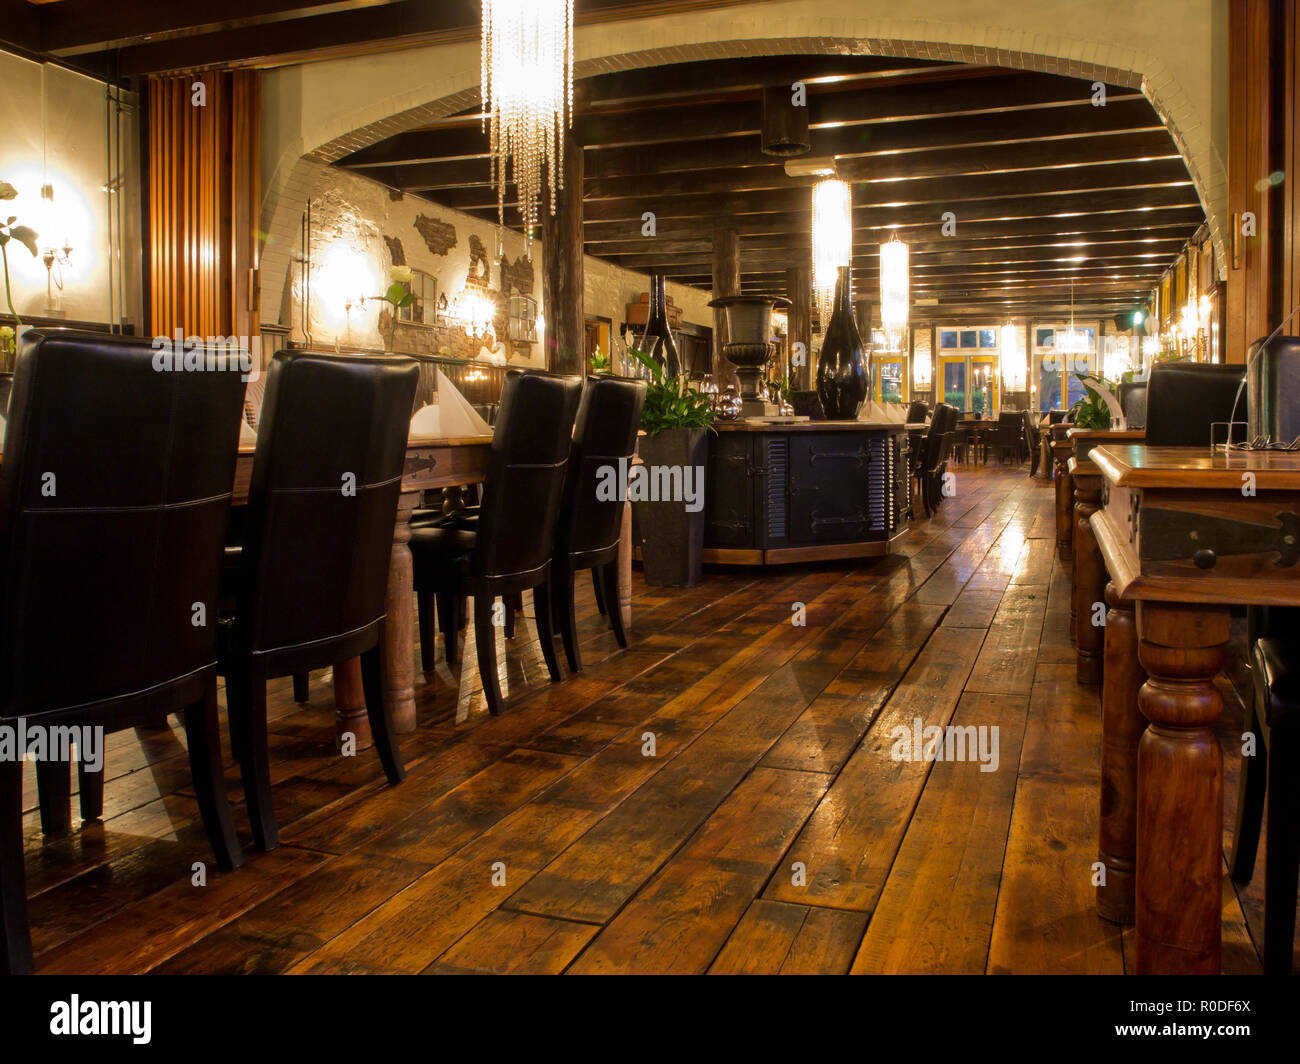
[[384, 491, 419, 734], [1073, 476, 1105, 684], [1135, 600, 1230, 974], [332, 657, 370, 748], [1098, 582, 1144, 924], [618, 499, 632, 632], [1055, 464, 1074, 564]]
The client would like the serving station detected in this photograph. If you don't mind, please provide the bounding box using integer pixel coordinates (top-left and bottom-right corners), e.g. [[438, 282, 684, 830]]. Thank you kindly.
[[703, 420, 910, 564]]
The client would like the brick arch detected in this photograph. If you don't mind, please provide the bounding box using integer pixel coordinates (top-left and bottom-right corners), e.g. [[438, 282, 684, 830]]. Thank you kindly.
[[260, 21, 1225, 325]]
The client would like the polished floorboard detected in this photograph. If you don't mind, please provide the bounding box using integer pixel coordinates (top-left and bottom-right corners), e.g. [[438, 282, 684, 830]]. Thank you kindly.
[[19, 465, 1293, 974]]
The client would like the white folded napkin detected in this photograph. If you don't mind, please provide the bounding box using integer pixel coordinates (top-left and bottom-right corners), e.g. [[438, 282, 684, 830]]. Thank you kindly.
[[409, 403, 441, 436], [437, 368, 491, 435]]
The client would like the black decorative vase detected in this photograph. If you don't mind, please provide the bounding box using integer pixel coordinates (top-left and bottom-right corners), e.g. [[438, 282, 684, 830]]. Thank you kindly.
[[638, 272, 682, 378], [815, 266, 869, 419]]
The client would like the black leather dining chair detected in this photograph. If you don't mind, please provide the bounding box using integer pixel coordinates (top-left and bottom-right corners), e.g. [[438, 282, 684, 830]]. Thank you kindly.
[[1118, 380, 1147, 430], [917, 403, 957, 517], [1230, 608, 1300, 975], [1, 330, 246, 974], [906, 400, 929, 423], [993, 411, 1023, 465], [220, 351, 418, 852], [409, 369, 582, 715], [551, 375, 647, 673], [1021, 410, 1042, 477], [1144, 362, 1244, 447]]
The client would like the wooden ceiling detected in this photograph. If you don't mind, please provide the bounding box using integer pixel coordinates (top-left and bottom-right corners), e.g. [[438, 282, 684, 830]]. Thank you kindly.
[[5, 0, 759, 76], [337, 54, 1203, 323], [3, 3, 1204, 323]]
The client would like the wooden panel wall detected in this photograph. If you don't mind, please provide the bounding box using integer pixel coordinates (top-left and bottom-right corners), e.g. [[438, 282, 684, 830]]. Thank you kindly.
[[147, 71, 260, 346], [1225, 0, 1293, 362]]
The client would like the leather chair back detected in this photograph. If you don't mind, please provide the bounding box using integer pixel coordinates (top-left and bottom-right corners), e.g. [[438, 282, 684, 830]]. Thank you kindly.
[[0, 330, 245, 716], [235, 351, 418, 660], [1118, 380, 1148, 429], [473, 370, 582, 583], [556, 376, 647, 566], [906, 400, 929, 423], [1145, 362, 1245, 447]]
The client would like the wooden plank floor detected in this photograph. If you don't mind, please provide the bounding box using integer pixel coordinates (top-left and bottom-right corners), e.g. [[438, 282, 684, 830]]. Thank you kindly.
[[20, 465, 1294, 974]]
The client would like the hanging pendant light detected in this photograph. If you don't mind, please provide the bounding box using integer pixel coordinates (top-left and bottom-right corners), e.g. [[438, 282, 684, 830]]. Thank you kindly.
[[811, 178, 851, 335], [481, 0, 574, 257], [879, 233, 910, 352]]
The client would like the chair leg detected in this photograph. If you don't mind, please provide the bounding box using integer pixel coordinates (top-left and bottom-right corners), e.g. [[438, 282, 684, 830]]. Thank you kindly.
[[1229, 697, 1267, 884], [291, 672, 309, 703], [1263, 715, 1299, 974], [555, 563, 582, 672], [360, 624, 405, 785], [35, 759, 71, 837], [436, 592, 459, 667], [474, 596, 505, 715], [592, 568, 607, 616], [183, 675, 243, 872], [77, 755, 104, 823], [416, 590, 436, 673], [228, 665, 278, 852], [504, 592, 522, 640], [1, 757, 33, 974], [532, 581, 563, 683], [601, 560, 629, 649]]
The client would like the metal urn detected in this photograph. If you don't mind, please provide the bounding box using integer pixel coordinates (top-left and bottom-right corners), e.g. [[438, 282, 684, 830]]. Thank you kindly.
[[708, 294, 791, 418]]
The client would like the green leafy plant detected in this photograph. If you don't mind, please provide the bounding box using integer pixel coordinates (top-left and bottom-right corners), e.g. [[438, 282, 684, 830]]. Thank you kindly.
[[629, 346, 715, 437], [590, 349, 610, 374], [0, 180, 39, 343], [377, 276, 415, 352], [1068, 373, 1113, 430]]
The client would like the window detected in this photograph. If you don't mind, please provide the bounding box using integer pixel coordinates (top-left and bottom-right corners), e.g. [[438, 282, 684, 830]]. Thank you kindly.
[[959, 329, 978, 348], [397, 270, 438, 326], [978, 329, 997, 348], [508, 295, 538, 343], [939, 329, 958, 349]]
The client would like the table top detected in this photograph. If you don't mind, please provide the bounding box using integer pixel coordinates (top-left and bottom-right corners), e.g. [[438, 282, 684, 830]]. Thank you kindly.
[[235, 432, 492, 457], [1066, 427, 1145, 442], [714, 420, 907, 433], [1090, 444, 1300, 490]]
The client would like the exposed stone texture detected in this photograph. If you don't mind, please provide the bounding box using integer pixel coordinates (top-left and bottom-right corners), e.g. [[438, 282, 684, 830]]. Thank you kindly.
[[384, 235, 406, 266], [414, 214, 457, 256], [499, 254, 534, 296], [467, 234, 491, 283]]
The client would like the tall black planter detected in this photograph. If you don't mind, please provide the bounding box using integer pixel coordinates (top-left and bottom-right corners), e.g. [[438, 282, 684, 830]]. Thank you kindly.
[[815, 266, 869, 419], [635, 426, 707, 587], [638, 272, 682, 378]]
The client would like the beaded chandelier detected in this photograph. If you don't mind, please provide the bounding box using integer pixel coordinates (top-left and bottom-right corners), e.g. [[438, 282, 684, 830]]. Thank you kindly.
[[481, 0, 574, 258]]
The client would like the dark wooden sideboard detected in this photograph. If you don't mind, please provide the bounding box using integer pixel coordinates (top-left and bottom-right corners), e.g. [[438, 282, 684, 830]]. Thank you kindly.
[[704, 421, 909, 564]]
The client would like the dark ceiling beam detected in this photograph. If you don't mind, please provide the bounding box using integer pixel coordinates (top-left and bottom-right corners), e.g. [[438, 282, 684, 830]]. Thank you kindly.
[[579, 208, 1207, 247], [352, 127, 1177, 197], [83, 0, 772, 74], [587, 229, 1188, 259], [40, 0, 402, 56], [339, 79, 1143, 167]]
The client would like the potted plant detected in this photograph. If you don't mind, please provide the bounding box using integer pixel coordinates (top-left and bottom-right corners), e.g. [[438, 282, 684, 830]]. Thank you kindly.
[[1068, 373, 1118, 430], [0, 180, 39, 374], [629, 346, 715, 587]]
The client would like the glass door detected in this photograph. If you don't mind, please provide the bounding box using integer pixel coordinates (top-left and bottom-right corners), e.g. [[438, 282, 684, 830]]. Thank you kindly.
[[940, 356, 967, 411], [970, 356, 998, 418], [876, 358, 904, 403]]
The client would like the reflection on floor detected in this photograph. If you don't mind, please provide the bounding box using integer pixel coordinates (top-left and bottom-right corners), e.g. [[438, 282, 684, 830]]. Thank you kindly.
[[20, 466, 1290, 973]]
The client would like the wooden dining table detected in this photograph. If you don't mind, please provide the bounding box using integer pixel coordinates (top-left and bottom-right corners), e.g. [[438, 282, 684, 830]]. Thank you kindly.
[[236, 434, 635, 740], [1087, 443, 1300, 973]]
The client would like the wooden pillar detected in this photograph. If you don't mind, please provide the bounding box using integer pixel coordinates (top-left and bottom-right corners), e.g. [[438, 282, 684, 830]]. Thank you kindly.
[[1098, 582, 1144, 924], [786, 264, 811, 390], [543, 128, 584, 375], [712, 226, 740, 385], [1135, 601, 1230, 973]]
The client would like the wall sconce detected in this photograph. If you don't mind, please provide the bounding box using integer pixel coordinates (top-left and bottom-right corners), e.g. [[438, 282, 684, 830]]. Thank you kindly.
[[39, 184, 72, 316], [451, 289, 496, 340]]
